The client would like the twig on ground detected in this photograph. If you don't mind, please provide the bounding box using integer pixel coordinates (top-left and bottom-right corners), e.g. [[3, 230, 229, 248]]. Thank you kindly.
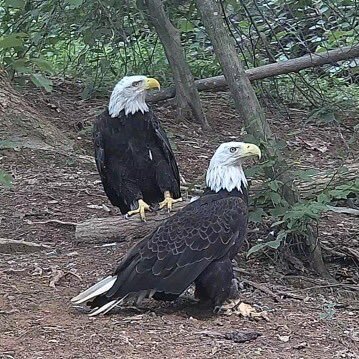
[[233, 267, 252, 276], [321, 243, 348, 258], [197, 330, 261, 343], [240, 278, 282, 302], [300, 283, 359, 291], [49, 269, 66, 288], [273, 288, 305, 300], [31, 219, 77, 226], [49, 269, 81, 288]]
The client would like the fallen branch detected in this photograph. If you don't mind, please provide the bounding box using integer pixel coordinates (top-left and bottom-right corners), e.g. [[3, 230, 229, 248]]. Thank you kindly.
[[75, 161, 357, 243], [240, 278, 282, 302], [31, 219, 77, 226], [326, 206, 359, 216], [148, 45, 359, 102], [75, 201, 189, 243], [300, 283, 359, 291], [0, 238, 51, 254], [198, 330, 261, 343]]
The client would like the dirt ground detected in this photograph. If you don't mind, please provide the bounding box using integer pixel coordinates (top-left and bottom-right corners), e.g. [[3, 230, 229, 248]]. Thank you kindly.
[[0, 85, 358, 359]]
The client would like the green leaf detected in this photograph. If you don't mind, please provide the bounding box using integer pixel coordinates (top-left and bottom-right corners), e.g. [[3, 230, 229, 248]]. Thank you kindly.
[[247, 242, 268, 257], [249, 207, 266, 223], [270, 206, 288, 217], [30, 74, 53, 92], [178, 19, 194, 33], [66, 0, 83, 8], [31, 58, 54, 73], [270, 219, 285, 228], [0, 170, 13, 188], [268, 180, 280, 191], [4, 0, 25, 8], [0, 140, 18, 149], [269, 192, 282, 205], [247, 232, 286, 258], [317, 193, 330, 203], [11, 59, 32, 73], [0, 33, 26, 49]]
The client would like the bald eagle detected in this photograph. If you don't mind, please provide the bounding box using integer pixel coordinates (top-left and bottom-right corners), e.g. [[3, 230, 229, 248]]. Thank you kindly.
[[93, 75, 181, 221], [71, 142, 261, 315]]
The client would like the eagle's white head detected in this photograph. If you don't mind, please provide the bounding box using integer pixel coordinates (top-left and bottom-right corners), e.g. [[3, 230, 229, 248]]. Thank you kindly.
[[206, 142, 261, 193], [108, 75, 161, 117]]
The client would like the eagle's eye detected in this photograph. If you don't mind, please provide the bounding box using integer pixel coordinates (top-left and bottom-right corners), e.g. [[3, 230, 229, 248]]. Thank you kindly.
[[229, 147, 237, 153], [132, 80, 142, 87]]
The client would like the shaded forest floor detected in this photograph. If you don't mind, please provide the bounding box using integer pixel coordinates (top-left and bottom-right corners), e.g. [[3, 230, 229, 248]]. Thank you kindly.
[[0, 84, 358, 358]]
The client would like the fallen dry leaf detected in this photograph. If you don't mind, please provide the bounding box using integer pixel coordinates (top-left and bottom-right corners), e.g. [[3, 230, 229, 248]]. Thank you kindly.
[[220, 300, 270, 321], [49, 269, 66, 288]]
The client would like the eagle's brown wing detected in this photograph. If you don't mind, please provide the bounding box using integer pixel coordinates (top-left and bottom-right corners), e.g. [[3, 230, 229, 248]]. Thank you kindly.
[[106, 194, 247, 299]]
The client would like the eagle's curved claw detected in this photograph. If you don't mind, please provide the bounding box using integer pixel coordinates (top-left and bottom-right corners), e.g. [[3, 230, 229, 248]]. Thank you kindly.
[[126, 199, 151, 221], [159, 194, 183, 212]]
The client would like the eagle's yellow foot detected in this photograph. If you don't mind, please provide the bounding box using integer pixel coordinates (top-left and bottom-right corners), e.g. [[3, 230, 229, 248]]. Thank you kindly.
[[126, 199, 151, 221], [159, 191, 182, 212]]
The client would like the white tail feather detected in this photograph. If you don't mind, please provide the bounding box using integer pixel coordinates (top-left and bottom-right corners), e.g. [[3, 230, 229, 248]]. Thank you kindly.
[[148, 289, 156, 299], [89, 295, 128, 316], [89, 300, 117, 317], [71, 275, 117, 304]]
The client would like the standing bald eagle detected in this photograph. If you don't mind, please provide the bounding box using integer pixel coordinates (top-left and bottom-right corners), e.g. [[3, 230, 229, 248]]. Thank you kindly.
[[93, 75, 181, 221], [71, 142, 261, 315]]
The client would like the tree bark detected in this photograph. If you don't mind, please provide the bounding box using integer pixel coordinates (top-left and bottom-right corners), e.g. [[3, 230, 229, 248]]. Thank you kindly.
[[193, 0, 330, 277], [194, 0, 272, 142], [147, 45, 359, 103], [75, 201, 189, 243], [138, 0, 209, 128]]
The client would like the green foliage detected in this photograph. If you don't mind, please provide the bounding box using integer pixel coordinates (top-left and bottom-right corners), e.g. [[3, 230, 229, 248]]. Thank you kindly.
[[0, 169, 12, 188], [319, 302, 336, 320], [224, 0, 359, 61], [247, 151, 358, 257], [0, 0, 357, 102]]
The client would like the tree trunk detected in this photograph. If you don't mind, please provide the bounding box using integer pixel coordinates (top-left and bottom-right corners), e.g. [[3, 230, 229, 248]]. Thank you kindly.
[[194, 0, 330, 277], [138, 0, 209, 128], [194, 0, 273, 142], [0, 70, 72, 151], [147, 45, 359, 103]]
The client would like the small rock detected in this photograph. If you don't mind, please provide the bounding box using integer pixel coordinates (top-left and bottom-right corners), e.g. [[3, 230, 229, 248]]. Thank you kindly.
[[278, 335, 290, 342], [293, 342, 307, 350]]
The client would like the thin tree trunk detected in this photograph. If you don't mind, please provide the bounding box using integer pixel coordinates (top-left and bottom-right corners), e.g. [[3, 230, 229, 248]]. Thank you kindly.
[[194, 0, 273, 142], [194, 0, 331, 277], [138, 0, 209, 128], [147, 45, 359, 103]]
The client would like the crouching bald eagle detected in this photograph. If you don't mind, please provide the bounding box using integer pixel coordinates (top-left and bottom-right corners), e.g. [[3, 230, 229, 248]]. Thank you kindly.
[[93, 75, 182, 221], [71, 141, 261, 315]]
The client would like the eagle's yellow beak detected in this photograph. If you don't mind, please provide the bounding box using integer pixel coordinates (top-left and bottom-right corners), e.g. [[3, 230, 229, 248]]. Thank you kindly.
[[145, 78, 161, 90], [241, 143, 261, 159]]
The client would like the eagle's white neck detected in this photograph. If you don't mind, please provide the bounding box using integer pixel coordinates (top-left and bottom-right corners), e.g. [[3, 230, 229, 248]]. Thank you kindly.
[[108, 87, 149, 117], [206, 164, 247, 193]]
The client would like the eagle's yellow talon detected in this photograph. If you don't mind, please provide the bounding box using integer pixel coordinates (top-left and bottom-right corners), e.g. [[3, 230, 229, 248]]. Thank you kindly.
[[159, 191, 183, 212], [126, 199, 151, 221]]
